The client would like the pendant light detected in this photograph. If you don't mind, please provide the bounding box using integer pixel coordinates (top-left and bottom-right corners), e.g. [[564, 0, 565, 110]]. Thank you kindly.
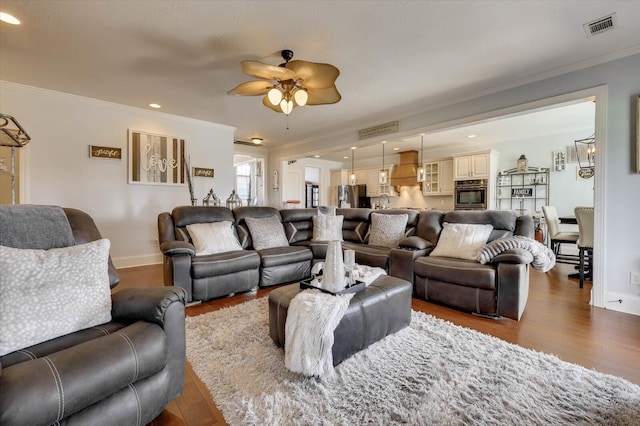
[[349, 147, 357, 186], [379, 141, 388, 184], [416, 135, 426, 182]]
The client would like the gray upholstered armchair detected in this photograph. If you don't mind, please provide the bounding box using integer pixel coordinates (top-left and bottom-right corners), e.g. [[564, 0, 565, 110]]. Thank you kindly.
[[0, 205, 186, 426]]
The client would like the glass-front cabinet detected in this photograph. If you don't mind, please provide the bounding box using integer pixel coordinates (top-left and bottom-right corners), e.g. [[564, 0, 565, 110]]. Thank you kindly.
[[496, 167, 550, 216], [422, 159, 454, 195], [422, 162, 439, 194]]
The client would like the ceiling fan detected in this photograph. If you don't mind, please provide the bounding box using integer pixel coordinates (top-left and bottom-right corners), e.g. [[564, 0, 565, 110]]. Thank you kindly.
[[227, 50, 341, 115]]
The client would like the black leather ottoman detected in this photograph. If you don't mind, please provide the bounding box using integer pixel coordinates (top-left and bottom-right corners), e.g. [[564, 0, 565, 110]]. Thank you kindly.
[[268, 275, 412, 366]]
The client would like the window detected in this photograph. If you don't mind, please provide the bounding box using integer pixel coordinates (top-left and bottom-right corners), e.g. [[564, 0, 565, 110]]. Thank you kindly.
[[235, 162, 252, 200]]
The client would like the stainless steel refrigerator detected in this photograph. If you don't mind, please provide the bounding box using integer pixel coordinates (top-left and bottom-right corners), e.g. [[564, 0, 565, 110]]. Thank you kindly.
[[337, 184, 370, 208]]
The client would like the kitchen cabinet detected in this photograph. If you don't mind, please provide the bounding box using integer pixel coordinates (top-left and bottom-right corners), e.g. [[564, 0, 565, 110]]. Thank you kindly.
[[454, 152, 490, 180], [354, 169, 367, 185], [422, 159, 453, 195], [330, 169, 348, 205], [366, 167, 397, 197], [330, 169, 348, 186]]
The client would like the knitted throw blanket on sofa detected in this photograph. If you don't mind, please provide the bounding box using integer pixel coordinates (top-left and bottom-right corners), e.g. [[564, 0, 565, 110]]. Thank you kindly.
[[477, 235, 556, 272]]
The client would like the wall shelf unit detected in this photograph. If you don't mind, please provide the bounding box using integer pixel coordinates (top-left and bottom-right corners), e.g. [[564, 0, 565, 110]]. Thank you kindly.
[[496, 167, 550, 216]]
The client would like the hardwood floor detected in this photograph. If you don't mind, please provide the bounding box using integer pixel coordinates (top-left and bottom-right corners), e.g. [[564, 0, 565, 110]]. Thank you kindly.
[[115, 263, 640, 426]]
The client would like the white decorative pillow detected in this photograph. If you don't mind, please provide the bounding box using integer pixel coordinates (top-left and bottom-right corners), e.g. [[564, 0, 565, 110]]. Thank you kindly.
[[368, 213, 409, 248], [312, 215, 344, 241], [245, 215, 289, 250], [186, 221, 243, 255], [0, 239, 112, 356], [430, 222, 494, 260]]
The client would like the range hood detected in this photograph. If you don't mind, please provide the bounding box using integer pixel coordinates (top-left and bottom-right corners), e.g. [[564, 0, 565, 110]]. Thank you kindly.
[[390, 150, 420, 189]]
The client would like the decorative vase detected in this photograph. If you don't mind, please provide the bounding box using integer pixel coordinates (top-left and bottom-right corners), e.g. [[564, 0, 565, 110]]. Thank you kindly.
[[322, 240, 346, 292]]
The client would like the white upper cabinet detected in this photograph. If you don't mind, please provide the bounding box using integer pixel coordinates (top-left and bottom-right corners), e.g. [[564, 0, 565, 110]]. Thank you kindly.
[[453, 152, 491, 180]]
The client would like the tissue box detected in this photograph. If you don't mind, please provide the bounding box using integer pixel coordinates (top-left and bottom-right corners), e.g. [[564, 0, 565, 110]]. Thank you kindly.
[[300, 278, 365, 295]]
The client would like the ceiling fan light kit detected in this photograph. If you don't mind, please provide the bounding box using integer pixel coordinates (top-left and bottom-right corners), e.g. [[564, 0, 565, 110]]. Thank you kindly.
[[228, 50, 340, 116]]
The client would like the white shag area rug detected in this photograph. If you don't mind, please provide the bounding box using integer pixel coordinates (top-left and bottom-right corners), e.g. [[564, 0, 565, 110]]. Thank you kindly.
[[185, 298, 640, 425]]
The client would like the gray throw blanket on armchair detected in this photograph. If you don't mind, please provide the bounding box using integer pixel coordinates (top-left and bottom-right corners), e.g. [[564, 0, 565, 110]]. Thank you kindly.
[[477, 235, 556, 272], [0, 204, 76, 249]]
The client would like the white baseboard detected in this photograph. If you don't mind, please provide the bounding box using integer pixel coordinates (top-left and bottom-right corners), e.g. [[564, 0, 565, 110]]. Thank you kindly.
[[604, 291, 640, 316], [113, 253, 163, 269]]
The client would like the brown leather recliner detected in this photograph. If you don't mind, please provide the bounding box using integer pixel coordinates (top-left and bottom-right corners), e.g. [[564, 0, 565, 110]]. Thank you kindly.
[[158, 206, 261, 303], [0, 205, 186, 426], [413, 210, 534, 320]]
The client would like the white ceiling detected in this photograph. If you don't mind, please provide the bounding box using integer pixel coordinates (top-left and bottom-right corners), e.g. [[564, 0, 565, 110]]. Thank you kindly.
[[0, 1, 638, 155]]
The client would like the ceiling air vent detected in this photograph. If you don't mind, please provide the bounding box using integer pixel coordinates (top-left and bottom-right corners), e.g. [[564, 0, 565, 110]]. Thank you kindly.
[[583, 13, 618, 37]]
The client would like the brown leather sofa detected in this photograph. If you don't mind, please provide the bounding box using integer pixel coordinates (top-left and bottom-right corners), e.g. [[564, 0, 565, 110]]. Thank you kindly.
[[0, 206, 186, 426], [158, 206, 313, 303], [281, 208, 429, 284], [412, 210, 534, 320], [158, 206, 424, 303]]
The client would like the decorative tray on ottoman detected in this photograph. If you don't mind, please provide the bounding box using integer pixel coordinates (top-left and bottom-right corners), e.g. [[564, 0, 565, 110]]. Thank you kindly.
[[300, 278, 365, 295]]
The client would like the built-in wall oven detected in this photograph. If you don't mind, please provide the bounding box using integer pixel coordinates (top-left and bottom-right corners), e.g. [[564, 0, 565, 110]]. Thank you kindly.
[[454, 179, 488, 210]]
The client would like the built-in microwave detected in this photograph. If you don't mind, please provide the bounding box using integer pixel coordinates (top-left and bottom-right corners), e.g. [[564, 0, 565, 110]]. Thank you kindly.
[[454, 179, 488, 210]]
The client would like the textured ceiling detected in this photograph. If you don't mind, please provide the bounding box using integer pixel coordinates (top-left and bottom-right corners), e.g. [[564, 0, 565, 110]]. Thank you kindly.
[[1, 1, 638, 155]]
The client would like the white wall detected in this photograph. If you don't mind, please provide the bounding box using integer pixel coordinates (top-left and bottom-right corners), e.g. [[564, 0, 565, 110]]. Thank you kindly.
[[0, 81, 236, 267], [270, 53, 640, 315]]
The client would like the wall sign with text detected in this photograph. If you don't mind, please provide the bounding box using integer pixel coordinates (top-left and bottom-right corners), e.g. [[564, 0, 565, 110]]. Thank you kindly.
[[194, 167, 214, 178], [511, 188, 533, 197], [89, 145, 122, 160]]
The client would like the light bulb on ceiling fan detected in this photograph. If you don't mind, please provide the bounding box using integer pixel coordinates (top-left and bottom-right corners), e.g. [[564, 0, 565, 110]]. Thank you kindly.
[[268, 88, 283, 106], [280, 99, 294, 115], [294, 89, 308, 107]]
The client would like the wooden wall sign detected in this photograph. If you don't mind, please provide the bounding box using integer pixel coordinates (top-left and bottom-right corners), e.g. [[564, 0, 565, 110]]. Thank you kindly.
[[89, 145, 122, 159], [358, 121, 399, 140], [194, 167, 214, 178]]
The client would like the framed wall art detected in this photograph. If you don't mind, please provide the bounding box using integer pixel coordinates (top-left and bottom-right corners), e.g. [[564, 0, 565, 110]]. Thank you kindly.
[[128, 130, 186, 185]]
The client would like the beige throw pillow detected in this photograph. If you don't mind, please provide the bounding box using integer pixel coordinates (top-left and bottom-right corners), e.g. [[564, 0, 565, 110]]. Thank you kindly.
[[0, 239, 112, 356], [245, 215, 289, 250], [368, 213, 409, 248], [186, 221, 243, 255], [430, 222, 494, 260]]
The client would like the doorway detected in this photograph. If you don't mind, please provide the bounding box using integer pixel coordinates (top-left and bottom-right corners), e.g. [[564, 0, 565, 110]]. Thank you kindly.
[[413, 86, 606, 307]]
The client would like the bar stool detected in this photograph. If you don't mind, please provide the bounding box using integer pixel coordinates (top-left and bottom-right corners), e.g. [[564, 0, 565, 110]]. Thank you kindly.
[[574, 207, 594, 288], [541, 205, 579, 265]]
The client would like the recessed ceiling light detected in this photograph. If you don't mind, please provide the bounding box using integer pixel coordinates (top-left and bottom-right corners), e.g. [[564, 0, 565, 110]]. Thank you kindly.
[[149, 103, 161, 109], [351, 146, 357, 150], [0, 12, 21, 25], [313, 155, 320, 158], [393, 147, 400, 151], [251, 137, 263, 145], [343, 156, 349, 159], [467, 134, 477, 138]]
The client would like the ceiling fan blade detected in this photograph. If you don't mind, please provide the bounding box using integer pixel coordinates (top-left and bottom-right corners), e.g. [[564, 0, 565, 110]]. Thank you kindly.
[[285, 60, 340, 89], [227, 80, 274, 96], [306, 86, 342, 105], [262, 96, 284, 113], [242, 60, 297, 81]]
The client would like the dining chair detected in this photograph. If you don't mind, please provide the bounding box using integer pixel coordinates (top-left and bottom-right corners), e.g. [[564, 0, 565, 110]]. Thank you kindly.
[[574, 206, 594, 288], [541, 205, 579, 264]]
